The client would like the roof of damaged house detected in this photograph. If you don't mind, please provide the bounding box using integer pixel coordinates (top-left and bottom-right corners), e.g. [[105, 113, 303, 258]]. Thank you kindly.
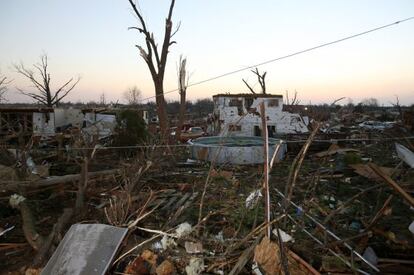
[[213, 93, 283, 98]]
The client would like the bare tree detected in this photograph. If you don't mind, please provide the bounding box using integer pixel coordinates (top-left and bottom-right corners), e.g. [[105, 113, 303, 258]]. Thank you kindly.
[[127, 0, 179, 137], [242, 67, 267, 94], [390, 95, 403, 120], [285, 90, 300, 105], [14, 54, 80, 107], [360, 97, 379, 107], [124, 86, 142, 106], [100, 92, 107, 106], [176, 56, 189, 140], [0, 73, 11, 102]]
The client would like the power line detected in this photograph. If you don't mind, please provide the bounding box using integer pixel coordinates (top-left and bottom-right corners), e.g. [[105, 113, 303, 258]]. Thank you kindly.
[[21, 135, 414, 151], [140, 16, 414, 102]]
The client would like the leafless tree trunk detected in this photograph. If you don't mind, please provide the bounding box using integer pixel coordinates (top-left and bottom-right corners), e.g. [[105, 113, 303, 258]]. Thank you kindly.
[[0, 74, 11, 102], [99, 92, 107, 106], [285, 90, 300, 105], [14, 54, 80, 107], [127, 0, 179, 139], [176, 56, 188, 140], [391, 95, 403, 121], [242, 67, 267, 94]]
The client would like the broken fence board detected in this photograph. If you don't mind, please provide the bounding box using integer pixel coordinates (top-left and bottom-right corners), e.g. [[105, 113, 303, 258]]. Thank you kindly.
[[369, 163, 414, 207]]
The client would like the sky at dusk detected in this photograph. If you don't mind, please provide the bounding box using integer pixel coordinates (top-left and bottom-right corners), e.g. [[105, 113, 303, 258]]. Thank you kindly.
[[0, 0, 413, 105]]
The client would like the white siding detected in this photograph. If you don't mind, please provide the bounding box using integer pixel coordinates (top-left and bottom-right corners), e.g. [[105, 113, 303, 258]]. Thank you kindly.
[[213, 96, 308, 136]]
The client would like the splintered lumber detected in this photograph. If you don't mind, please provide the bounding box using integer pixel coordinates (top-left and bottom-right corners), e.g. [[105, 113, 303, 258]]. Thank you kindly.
[[229, 234, 263, 275], [9, 194, 44, 251], [1, 169, 119, 192], [350, 164, 396, 182], [314, 145, 359, 158], [369, 163, 414, 207]]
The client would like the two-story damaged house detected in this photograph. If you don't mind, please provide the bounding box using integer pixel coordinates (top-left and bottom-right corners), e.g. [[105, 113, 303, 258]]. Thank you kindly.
[[210, 94, 308, 136]]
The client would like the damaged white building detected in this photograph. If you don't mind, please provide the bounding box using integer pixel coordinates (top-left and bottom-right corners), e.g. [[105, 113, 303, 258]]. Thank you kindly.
[[210, 94, 308, 137]]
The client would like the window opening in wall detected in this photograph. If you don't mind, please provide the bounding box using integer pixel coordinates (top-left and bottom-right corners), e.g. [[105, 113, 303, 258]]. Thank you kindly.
[[268, 99, 279, 107], [254, 125, 261, 136], [229, 99, 243, 115], [267, 125, 276, 137], [245, 97, 254, 109]]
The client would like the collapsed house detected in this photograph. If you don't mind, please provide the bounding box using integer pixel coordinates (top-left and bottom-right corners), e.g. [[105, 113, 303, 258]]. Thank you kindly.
[[210, 93, 308, 137], [55, 108, 134, 138], [0, 107, 55, 140], [0, 107, 149, 141]]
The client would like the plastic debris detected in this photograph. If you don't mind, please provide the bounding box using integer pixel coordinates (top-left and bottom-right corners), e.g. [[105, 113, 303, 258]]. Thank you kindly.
[[26, 156, 38, 174], [9, 194, 26, 208], [161, 235, 177, 250], [252, 262, 264, 275], [185, 257, 205, 275], [214, 231, 224, 243], [0, 225, 15, 237], [395, 143, 414, 168], [349, 221, 361, 231], [296, 206, 303, 216], [245, 189, 262, 209], [152, 241, 163, 251], [362, 247, 378, 267], [175, 222, 192, 238], [272, 228, 294, 243], [409, 221, 414, 234]]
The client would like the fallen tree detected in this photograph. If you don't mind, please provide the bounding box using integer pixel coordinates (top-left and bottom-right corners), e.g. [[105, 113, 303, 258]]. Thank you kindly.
[[1, 168, 119, 192]]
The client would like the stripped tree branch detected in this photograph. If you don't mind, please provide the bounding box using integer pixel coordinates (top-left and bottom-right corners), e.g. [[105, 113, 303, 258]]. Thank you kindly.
[[14, 54, 80, 107], [127, 0, 177, 137]]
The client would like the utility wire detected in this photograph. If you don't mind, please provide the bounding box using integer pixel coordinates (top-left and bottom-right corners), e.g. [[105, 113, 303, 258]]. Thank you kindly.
[[140, 16, 414, 102], [20, 135, 414, 151]]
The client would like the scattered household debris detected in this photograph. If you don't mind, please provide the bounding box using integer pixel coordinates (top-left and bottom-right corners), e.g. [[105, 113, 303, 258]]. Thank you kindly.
[[314, 144, 359, 158], [0, 225, 14, 237], [246, 189, 263, 209], [272, 228, 294, 243], [1, 99, 414, 274], [185, 241, 203, 254], [396, 143, 414, 168], [185, 257, 205, 275]]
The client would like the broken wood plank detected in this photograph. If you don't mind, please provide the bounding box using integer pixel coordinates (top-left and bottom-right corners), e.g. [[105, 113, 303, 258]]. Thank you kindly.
[[314, 145, 359, 158], [369, 163, 414, 207], [229, 234, 263, 275], [350, 164, 396, 182]]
